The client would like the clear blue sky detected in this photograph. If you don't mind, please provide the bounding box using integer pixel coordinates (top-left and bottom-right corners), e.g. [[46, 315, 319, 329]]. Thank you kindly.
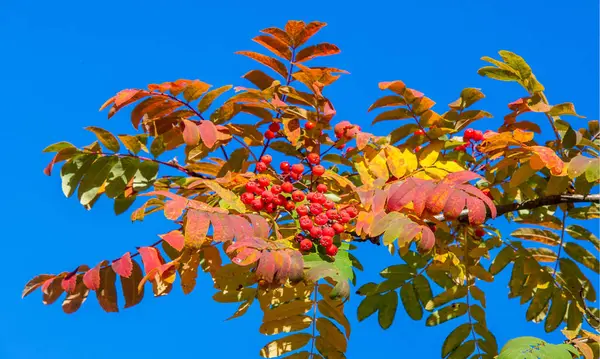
[[1, 1, 598, 358]]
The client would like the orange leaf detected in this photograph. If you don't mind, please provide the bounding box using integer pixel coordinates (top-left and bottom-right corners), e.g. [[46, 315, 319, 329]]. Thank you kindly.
[[182, 119, 200, 146], [379, 81, 406, 94], [260, 27, 292, 46], [283, 118, 301, 146], [295, 43, 340, 63], [296, 21, 326, 47], [185, 209, 210, 246], [115, 89, 146, 107], [199, 120, 219, 148], [111, 252, 133, 278], [253, 35, 292, 60], [183, 80, 211, 102], [138, 247, 163, 274], [164, 198, 186, 220], [160, 230, 185, 252], [285, 20, 305, 43], [242, 70, 277, 90], [236, 51, 288, 78]]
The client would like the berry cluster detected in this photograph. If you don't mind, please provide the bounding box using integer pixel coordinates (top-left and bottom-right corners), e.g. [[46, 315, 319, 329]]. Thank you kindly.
[[263, 122, 280, 140], [242, 151, 358, 257], [455, 128, 485, 152]]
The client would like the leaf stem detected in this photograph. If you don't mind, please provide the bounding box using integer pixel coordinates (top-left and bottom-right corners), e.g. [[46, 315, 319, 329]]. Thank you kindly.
[[552, 210, 567, 279]]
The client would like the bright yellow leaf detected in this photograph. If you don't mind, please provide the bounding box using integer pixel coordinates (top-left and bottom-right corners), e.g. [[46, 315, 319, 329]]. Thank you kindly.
[[418, 141, 443, 167]]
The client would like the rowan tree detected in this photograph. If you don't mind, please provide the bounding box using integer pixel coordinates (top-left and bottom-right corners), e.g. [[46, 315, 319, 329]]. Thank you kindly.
[[23, 20, 600, 359]]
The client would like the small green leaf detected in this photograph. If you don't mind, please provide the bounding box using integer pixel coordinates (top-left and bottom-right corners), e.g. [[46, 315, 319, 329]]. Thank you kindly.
[[357, 294, 379, 322], [544, 291, 568, 333], [133, 160, 159, 190], [86, 126, 120, 152], [61, 154, 97, 198], [442, 323, 471, 357], [426, 303, 468, 326], [78, 156, 118, 206], [378, 291, 398, 329], [372, 108, 413, 124], [400, 283, 423, 320], [43, 141, 75, 153], [489, 246, 515, 275], [150, 136, 166, 157], [105, 157, 140, 198], [548, 103, 582, 117], [477, 67, 521, 81], [525, 287, 553, 321], [563, 242, 599, 273], [566, 224, 600, 249], [114, 195, 136, 215]]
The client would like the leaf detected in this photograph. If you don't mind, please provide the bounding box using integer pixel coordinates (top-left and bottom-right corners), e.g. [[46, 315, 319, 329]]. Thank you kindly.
[[259, 333, 312, 358], [418, 141, 443, 167], [105, 157, 139, 198], [260, 315, 312, 336], [198, 120, 218, 148], [442, 323, 471, 357], [22, 274, 55, 298], [372, 108, 413, 124], [448, 340, 475, 359], [526, 287, 553, 321], [390, 123, 419, 144], [566, 224, 600, 249], [77, 156, 118, 206], [357, 294, 380, 322], [478, 66, 521, 81], [198, 85, 232, 113], [425, 286, 468, 310], [548, 103, 581, 117], [61, 154, 96, 197], [112, 252, 133, 278], [510, 163, 535, 188], [43, 141, 76, 153], [182, 119, 200, 146], [498, 50, 532, 78], [400, 283, 423, 320], [121, 260, 144, 308], [160, 230, 185, 252], [563, 242, 599, 273], [86, 126, 120, 152], [511, 228, 560, 245], [82, 264, 102, 290], [253, 35, 292, 60], [236, 51, 288, 78], [295, 43, 340, 62], [368, 95, 406, 112], [426, 303, 468, 326], [378, 291, 398, 329], [545, 291, 568, 333], [316, 317, 347, 352], [317, 300, 351, 339], [96, 267, 118, 312], [118, 135, 142, 154], [182, 80, 211, 102], [61, 279, 89, 314]]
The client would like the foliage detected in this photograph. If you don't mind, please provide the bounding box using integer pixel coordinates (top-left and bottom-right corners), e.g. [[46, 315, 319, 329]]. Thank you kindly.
[[23, 20, 599, 358]]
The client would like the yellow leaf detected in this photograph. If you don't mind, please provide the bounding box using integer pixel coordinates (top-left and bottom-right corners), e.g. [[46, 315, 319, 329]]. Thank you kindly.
[[418, 141, 443, 167], [513, 129, 534, 143], [355, 158, 375, 187], [424, 167, 449, 180], [323, 170, 356, 190], [434, 160, 465, 173], [200, 180, 246, 213], [400, 148, 418, 173], [384, 146, 406, 178], [368, 150, 389, 182], [316, 317, 348, 352], [259, 333, 312, 358], [260, 315, 313, 335]]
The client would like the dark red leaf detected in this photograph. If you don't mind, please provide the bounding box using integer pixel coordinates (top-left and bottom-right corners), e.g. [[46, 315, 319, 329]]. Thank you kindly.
[[61, 273, 78, 294], [42, 276, 65, 305], [138, 247, 163, 274], [418, 226, 436, 252], [83, 264, 102, 290], [256, 252, 276, 283]]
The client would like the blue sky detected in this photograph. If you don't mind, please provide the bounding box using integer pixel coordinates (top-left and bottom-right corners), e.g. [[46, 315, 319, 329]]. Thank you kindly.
[[1, 1, 598, 358]]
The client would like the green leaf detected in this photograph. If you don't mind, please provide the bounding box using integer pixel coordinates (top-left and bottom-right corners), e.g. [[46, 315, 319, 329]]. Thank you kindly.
[[442, 323, 471, 357], [566, 224, 600, 249], [412, 275, 433, 310], [86, 126, 120, 152], [563, 242, 599, 273], [498, 50, 532, 78], [525, 287, 553, 321], [269, 141, 300, 156], [197, 85, 232, 113], [477, 67, 521, 81], [511, 228, 560, 245], [105, 157, 140, 198], [133, 161, 159, 190], [586, 160, 600, 182], [372, 108, 413, 124], [400, 283, 422, 320], [566, 299, 583, 331], [447, 340, 475, 359], [544, 291, 567, 333], [568, 203, 600, 220], [379, 264, 416, 280], [489, 246, 515, 275], [426, 303, 468, 326], [425, 286, 467, 311], [43, 141, 75, 153], [378, 291, 398, 329], [390, 123, 419, 144], [548, 103, 582, 117], [357, 294, 379, 322], [510, 163, 535, 188], [114, 195, 136, 215], [78, 156, 118, 206], [150, 136, 166, 157], [61, 154, 97, 198], [508, 258, 526, 298], [118, 134, 142, 154]]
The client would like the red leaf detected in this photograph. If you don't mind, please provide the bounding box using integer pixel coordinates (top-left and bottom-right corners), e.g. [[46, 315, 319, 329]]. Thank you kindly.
[[323, 100, 336, 120], [115, 89, 144, 107], [425, 183, 452, 214], [199, 120, 218, 148], [231, 247, 261, 266], [418, 226, 436, 252], [288, 251, 304, 282], [273, 251, 292, 284], [372, 189, 387, 214], [182, 119, 200, 146], [228, 215, 254, 241], [83, 265, 102, 290], [444, 170, 483, 184], [245, 213, 270, 239], [295, 43, 340, 63], [138, 247, 163, 274], [466, 196, 486, 225], [356, 132, 372, 150], [164, 198, 186, 220], [210, 213, 235, 242], [443, 190, 467, 219], [112, 252, 133, 278], [459, 185, 497, 219], [160, 230, 185, 251], [413, 182, 436, 216], [185, 209, 210, 246], [261, 27, 292, 46], [61, 273, 78, 293], [235, 51, 289, 78], [256, 252, 276, 283]]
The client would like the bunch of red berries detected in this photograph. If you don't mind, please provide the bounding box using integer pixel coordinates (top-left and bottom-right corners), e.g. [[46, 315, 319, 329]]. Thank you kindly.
[[263, 122, 280, 140], [455, 128, 484, 152]]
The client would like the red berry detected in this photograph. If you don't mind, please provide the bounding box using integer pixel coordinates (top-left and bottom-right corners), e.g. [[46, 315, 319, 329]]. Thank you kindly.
[[319, 236, 333, 248], [306, 192, 315, 202], [415, 145, 422, 152], [268, 122, 281, 132], [294, 234, 305, 243], [310, 227, 323, 238], [325, 244, 338, 256], [339, 211, 351, 223], [270, 184, 282, 194], [280, 161, 291, 172], [314, 213, 329, 226], [312, 193, 327, 204], [345, 206, 358, 218], [264, 130, 276, 140], [335, 143, 346, 150], [414, 129, 425, 136], [292, 190, 305, 202], [291, 163, 304, 174], [305, 121, 316, 130], [312, 165, 325, 176], [310, 203, 324, 215], [296, 205, 309, 217], [284, 201, 296, 211], [473, 130, 484, 141], [464, 128, 475, 140], [344, 146, 355, 156], [326, 209, 339, 220], [475, 228, 485, 237], [258, 177, 270, 187], [316, 184, 328, 193], [261, 190, 274, 203], [290, 172, 300, 180], [323, 200, 335, 209], [251, 198, 263, 211], [241, 192, 255, 204], [246, 181, 259, 193], [260, 155, 272, 165], [307, 153, 320, 165], [281, 182, 294, 193], [482, 189, 494, 200], [265, 203, 276, 213], [332, 222, 345, 234], [299, 216, 313, 230], [322, 226, 335, 237], [300, 238, 313, 251], [256, 162, 267, 172]]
